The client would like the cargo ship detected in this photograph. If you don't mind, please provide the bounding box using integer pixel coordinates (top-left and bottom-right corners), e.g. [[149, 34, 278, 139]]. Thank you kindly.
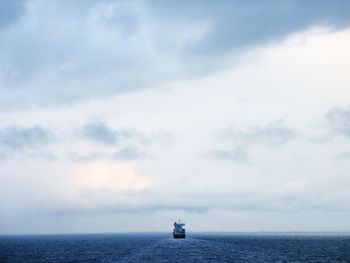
[[173, 220, 186, 238]]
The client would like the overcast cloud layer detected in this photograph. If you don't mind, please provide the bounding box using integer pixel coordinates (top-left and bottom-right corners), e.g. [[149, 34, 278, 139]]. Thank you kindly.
[[1, 0, 350, 234]]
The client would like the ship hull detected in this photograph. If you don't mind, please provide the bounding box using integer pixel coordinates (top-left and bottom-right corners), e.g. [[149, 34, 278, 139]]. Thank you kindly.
[[173, 233, 186, 239]]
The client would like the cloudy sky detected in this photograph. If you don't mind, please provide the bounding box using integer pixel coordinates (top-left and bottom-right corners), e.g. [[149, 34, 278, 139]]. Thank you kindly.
[[1, 0, 350, 234]]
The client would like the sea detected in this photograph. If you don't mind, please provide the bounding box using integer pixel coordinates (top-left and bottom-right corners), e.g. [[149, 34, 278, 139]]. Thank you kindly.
[[1, 233, 350, 262]]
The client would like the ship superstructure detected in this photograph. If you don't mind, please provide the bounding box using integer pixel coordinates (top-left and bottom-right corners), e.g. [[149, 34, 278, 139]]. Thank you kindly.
[[173, 220, 186, 238]]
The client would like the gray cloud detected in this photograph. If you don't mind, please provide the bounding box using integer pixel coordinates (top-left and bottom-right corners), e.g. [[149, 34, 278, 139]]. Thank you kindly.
[[0, 1, 25, 31], [208, 147, 248, 163], [113, 147, 145, 160], [326, 105, 350, 137], [66, 152, 105, 162], [66, 148, 145, 162], [209, 120, 294, 163], [1, 1, 350, 109], [158, 1, 350, 56], [333, 151, 350, 161], [224, 120, 295, 147], [78, 121, 171, 161], [0, 152, 7, 160], [82, 121, 171, 146], [47, 204, 210, 217], [82, 122, 117, 145], [0, 125, 51, 154]]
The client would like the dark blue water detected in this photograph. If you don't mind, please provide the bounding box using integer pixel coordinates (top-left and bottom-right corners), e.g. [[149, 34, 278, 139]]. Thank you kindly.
[[1, 233, 350, 262]]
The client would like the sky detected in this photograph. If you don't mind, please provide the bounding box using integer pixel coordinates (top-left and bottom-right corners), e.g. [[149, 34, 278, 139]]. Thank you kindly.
[[1, 0, 350, 234]]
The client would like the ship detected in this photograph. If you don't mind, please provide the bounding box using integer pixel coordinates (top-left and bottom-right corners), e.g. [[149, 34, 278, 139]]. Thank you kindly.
[[173, 220, 186, 238]]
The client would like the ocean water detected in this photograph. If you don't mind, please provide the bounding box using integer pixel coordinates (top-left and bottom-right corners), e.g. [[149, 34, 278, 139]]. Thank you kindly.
[[1, 233, 350, 262]]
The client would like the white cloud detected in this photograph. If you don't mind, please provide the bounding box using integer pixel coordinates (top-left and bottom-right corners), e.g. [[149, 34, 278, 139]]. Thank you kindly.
[[1, 27, 350, 233], [73, 162, 149, 192]]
